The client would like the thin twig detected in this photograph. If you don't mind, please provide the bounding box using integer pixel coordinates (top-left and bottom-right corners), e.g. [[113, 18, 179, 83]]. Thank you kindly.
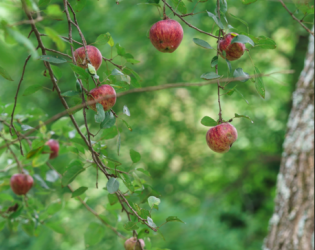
[[278, 0, 314, 36], [10, 54, 32, 156], [161, 0, 219, 39], [0, 69, 294, 151], [0, 134, 23, 173]]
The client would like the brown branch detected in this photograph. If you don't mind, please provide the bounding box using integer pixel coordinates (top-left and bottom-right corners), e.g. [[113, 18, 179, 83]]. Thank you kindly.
[[10, 54, 32, 156], [0, 69, 294, 151], [0, 134, 23, 173], [161, 0, 219, 39], [44, 48, 72, 59], [278, 0, 314, 36]]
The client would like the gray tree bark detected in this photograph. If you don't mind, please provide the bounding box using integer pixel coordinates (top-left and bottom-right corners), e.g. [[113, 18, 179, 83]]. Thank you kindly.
[[263, 29, 314, 250]]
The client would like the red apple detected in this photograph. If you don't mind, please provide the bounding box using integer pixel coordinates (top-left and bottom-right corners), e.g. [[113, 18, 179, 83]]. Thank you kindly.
[[219, 33, 245, 61], [150, 19, 184, 53], [74, 45, 103, 70], [10, 174, 34, 195], [206, 123, 238, 153], [124, 237, 145, 250], [88, 84, 116, 111], [45, 139, 60, 159]]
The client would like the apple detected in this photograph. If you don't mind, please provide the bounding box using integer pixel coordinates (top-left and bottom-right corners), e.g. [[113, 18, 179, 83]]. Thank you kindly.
[[124, 237, 145, 250], [10, 174, 34, 195], [74, 45, 103, 71], [150, 19, 184, 53], [87, 84, 116, 111], [206, 123, 238, 153], [219, 33, 245, 61], [45, 139, 60, 159]]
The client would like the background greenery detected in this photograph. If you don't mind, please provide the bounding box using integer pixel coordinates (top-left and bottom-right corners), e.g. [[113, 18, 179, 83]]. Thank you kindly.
[[0, 0, 313, 249]]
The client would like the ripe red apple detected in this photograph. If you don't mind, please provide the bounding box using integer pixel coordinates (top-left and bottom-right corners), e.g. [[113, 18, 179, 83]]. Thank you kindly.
[[10, 174, 34, 195], [219, 33, 245, 61], [88, 84, 116, 111], [206, 123, 238, 153], [150, 19, 184, 53], [124, 237, 145, 250], [45, 139, 60, 159], [74, 45, 102, 70]]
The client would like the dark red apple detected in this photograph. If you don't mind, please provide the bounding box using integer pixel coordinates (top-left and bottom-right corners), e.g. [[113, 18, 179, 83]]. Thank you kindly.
[[150, 19, 184, 53], [10, 174, 34, 195], [45, 139, 60, 159], [219, 33, 245, 61], [88, 84, 116, 111], [124, 237, 145, 250], [206, 123, 238, 153], [74, 45, 103, 70]]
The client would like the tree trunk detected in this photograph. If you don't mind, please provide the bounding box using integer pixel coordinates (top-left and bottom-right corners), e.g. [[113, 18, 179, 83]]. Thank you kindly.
[[263, 29, 314, 250]]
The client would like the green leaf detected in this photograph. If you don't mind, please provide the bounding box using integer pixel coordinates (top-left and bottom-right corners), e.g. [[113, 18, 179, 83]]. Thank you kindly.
[[74, 0, 87, 12], [9, 205, 24, 219], [70, 64, 89, 79], [235, 89, 249, 104], [201, 116, 218, 126], [217, 0, 227, 13], [207, 11, 224, 29], [147, 217, 157, 228], [136, 168, 151, 177], [84, 223, 105, 247], [108, 194, 118, 205], [231, 35, 254, 47], [166, 216, 185, 223], [148, 196, 160, 209], [71, 187, 88, 198], [200, 72, 221, 80], [32, 153, 50, 167], [46, 221, 65, 234], [38, 0, 50, 7], [23, 84, 42, 96], [61, 161, 85, 186], [6, 28, 38, 58], [50, 65, 63, 80], [61, 90, 81, 97], [45, 4, 63, 19], [94, 103, 105, 123], [108, 35, 114, 47], [234, 113, 254, 123], [101, 126, 118, 140], [111, 68, 124, 76], [229, 13, 249, 33], [124, 221, 139, 231], [106, 178, 119, 194], [124, 67, 143, 82], [247, 35, 277, 49], [0, 65, 13, 81], [39, 55, 67, 64], [171, 0, 187, 14], [116, 43, 126, 56], [211, 56, 218, 68], [44, 27, 65, 52], [254, 67, 265, 98], [226, 59, 232, 73], [100, 111, 116, 129], [95, 33, 111, 45], [193, 38, 213, 49], [242, 0, 257, 4], [130, 149, 141, 163], [233, 68, 249, 82]]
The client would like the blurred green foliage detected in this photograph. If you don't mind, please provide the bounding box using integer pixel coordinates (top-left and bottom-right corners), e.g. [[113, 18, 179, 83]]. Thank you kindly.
[[0, 0, 313, 249]]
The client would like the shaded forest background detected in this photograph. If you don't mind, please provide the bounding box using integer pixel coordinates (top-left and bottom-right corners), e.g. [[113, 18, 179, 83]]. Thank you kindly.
[[0, 0, 313, 249]]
